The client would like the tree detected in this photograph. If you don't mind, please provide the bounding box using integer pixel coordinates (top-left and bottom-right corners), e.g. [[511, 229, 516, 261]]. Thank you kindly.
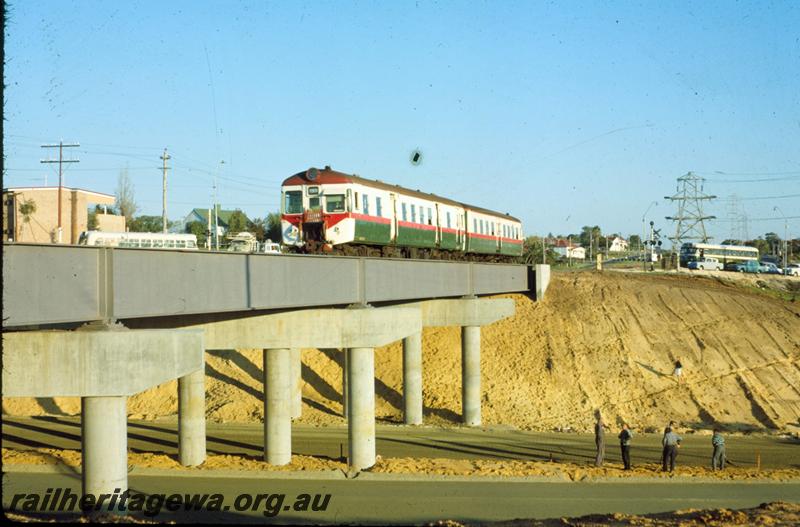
[[266, 212, 282, 242], [522, 235, 559, 265], [129, 215, 174, 233], [628, 234, 642, 250], [185, 221, 208, 248], [225, 210, 249, 238], [115, 168, 138, 225]]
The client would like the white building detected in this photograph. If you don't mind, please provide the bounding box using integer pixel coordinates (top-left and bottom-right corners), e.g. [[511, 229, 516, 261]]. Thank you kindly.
[[553, 239, 586, 260], [608, 236, 629, 252]]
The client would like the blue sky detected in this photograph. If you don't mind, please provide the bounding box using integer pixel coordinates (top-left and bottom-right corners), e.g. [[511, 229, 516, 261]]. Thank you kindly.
[[4, 0, 799, 244]]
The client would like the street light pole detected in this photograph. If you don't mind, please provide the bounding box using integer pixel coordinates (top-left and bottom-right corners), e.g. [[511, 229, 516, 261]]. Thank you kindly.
[[774, 206, 788, 273]]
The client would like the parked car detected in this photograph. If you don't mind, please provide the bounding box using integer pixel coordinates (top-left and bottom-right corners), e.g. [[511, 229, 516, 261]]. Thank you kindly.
[[759, 262, 782, 274], [687, 257, 722, 271], [262, 241, 282, 254], [784, 263, 800, 277], [729, 260, 760, 273]]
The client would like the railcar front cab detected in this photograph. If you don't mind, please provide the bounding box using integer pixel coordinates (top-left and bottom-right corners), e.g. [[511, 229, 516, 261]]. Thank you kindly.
[[281, 167, 350, 251]]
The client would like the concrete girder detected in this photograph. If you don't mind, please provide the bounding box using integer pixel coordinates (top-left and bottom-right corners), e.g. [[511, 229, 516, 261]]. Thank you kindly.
[[193, 306, 422, 350], [1, 329, 204, 397], [414, 298, 515, 328]]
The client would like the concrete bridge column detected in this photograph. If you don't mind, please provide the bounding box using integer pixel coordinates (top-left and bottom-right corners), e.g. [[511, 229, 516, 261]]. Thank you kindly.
[[342, 348, 349, 418], [81, 396, 128, 512], [461, 325, 481, 426], [402, 332, 423, 425], [347, 346, 376, 471], [178, 368, 206, 466], [263, 348, 292, 465], [290, 348, 302, 419]]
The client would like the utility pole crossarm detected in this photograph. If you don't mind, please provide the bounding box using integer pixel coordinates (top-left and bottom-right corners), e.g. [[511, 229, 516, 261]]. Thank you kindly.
[[161, 149, 171, 234], [40, 141, 80, 244]]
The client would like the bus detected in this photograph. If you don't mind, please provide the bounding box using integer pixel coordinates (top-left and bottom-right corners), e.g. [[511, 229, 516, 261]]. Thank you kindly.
[[78, 231, 199, 250], [679, 242, 758, 266]]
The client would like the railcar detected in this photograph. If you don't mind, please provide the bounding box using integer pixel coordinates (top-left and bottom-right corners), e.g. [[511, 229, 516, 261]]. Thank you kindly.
[[280, 167, 523, 261]]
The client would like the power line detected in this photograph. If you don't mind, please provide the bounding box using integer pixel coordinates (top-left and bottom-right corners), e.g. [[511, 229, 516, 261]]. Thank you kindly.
[[719, 193, 800, 201]]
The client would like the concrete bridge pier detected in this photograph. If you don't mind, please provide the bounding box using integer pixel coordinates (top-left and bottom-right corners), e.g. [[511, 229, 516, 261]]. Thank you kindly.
[[402, 332, 423, 425], [461, 325, 482, 426], [347, 346, 376, 470], [263, 348, 292, 465], [193, 306, 421, 470], [290, 348, 302, 420], [178, 368, 206, 466], [2, 329, 205, 514], [410, 298, 515, 428], [82, 396, 128, 511]]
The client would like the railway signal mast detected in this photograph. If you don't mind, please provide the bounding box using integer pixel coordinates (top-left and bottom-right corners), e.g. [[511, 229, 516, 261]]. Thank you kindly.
[[664, 172, 716, 267]]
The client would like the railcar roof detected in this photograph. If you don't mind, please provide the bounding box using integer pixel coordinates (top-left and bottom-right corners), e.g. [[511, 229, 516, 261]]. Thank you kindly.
[[282, 167, 521, 223]]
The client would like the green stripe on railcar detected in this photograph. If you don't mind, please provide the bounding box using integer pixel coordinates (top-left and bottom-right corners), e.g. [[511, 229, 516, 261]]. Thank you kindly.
[[466, 235, 498, 254], [353, 220, 391, 244], [439, 231, 459, 250], [396, 225, 437, 248], [500, 241, 523, 256]]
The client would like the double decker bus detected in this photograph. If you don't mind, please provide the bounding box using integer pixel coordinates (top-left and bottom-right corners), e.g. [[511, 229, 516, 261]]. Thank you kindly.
[[679, 242, 758, 266]]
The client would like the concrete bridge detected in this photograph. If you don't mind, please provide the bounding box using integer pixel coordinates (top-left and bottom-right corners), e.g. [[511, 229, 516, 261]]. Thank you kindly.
[[2, 243, 550, 511]]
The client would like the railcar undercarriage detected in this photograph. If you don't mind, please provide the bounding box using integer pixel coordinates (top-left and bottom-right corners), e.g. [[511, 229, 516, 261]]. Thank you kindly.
[[289, 241, 519, 263]]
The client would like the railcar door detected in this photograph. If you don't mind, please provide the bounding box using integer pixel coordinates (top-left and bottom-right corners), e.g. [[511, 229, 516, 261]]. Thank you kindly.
[[435, 203, 441, 247], [389, 193, 397, 243]]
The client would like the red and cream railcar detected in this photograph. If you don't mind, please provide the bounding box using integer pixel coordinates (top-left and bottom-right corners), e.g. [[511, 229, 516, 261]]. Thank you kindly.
[[281, 166, 523, 260]]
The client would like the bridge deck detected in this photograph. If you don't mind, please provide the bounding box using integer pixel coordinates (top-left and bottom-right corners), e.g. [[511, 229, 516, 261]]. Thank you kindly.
[[2, 244, 529, 328]]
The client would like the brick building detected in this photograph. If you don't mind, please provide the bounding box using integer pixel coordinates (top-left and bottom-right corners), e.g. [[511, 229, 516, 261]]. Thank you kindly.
[[3, 187, 124, 244]]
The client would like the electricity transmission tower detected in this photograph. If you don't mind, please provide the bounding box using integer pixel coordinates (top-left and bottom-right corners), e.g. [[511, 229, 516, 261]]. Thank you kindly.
[[664, 171, 716, 246]]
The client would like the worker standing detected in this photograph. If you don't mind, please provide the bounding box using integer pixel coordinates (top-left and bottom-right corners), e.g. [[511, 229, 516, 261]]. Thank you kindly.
[[594, 413, 610, 467], [618, 423, 633, 470], [662, 425, 682, 473], [711, 428, 726, 470]]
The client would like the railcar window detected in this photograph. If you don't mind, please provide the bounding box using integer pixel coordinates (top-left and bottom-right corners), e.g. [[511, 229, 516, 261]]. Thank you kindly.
[[428, 208, 433, 225], [355, 192, 359, 210], [473, 218, 477, 232], [402, 203, 407, 221], [309, 197, 320, 210], [153, 239, 163, 248], [284, 191, 303, 214], [326, 194, 346, 212], [420, 208, 425, 225], [363, 194, 370, 215], [141, 239, 152, 248], [376, 197, 382, 217], [176, 240, 186, 248], [446, 212, 451, 229], [165, 240, 175, 248], [411, 204, 416, 223]]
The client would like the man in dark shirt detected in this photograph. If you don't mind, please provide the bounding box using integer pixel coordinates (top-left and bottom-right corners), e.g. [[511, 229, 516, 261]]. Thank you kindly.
[[618, 423, 633, 470]]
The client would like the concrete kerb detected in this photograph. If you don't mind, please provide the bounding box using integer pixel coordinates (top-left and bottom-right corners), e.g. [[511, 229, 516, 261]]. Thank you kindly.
[[6, 464, 779, 485]]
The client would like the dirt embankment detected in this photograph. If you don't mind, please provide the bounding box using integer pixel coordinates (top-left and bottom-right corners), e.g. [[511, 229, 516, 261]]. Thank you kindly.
[[4, 271, 800, 433]]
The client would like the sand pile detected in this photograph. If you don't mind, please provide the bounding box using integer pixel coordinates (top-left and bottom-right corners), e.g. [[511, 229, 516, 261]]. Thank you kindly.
[[4, 271, 799, 432]]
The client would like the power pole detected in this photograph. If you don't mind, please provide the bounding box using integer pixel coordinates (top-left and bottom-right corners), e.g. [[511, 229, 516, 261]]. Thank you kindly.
[[41, 141, 80, 243], [160, 149, 171, 233], [665, 172, 717, 248]]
